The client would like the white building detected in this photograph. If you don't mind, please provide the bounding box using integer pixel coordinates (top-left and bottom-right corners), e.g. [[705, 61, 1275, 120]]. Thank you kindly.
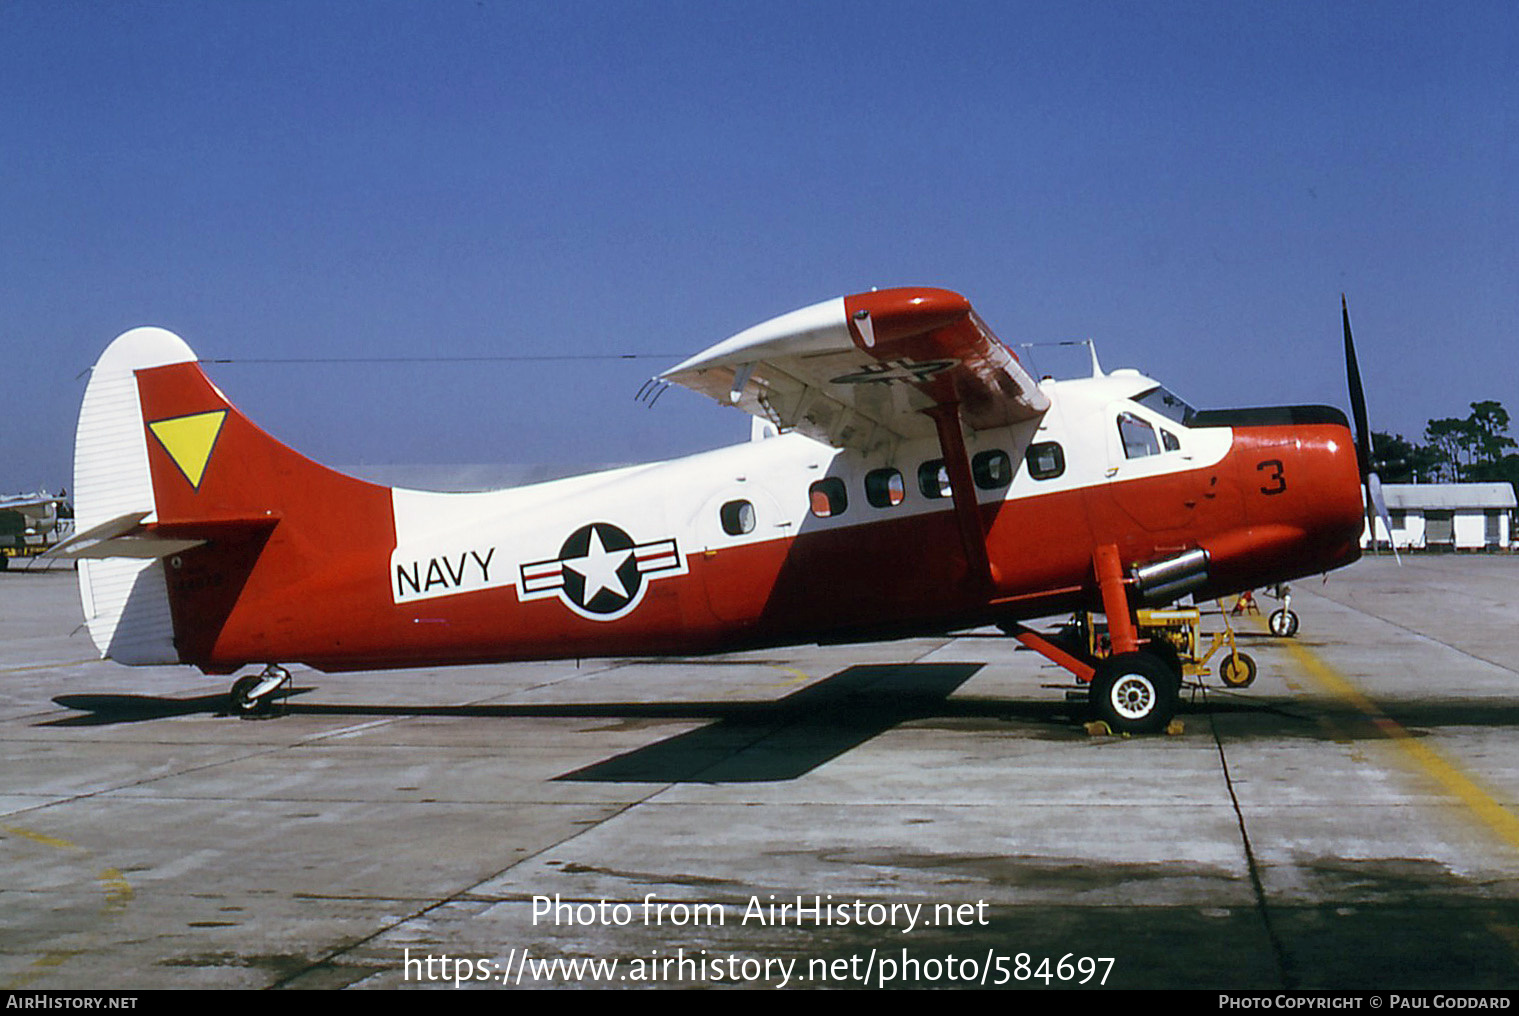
[[1362, 483, 1516, 551]]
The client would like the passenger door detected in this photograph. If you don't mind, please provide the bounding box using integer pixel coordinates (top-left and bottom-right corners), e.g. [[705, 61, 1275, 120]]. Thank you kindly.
[[695, 487, 786, 622]]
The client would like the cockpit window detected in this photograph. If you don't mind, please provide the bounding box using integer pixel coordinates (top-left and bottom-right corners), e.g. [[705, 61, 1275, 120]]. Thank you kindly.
[[1134, 387, 1196, 426], [1119, 412, 1161, 459]]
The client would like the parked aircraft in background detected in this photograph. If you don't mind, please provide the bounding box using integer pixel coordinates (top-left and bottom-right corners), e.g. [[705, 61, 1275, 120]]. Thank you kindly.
[[53, 287, 1382, 733], [1, 491, 71, 569]]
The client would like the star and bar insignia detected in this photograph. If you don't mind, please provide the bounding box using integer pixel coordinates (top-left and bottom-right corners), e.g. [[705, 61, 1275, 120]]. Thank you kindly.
[[518, 522, 686, 621], [828, 358, 958, 385]]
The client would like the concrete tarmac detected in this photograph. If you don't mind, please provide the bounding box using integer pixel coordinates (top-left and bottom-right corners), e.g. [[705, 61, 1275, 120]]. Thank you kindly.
[[2, 557, 1518, 990]]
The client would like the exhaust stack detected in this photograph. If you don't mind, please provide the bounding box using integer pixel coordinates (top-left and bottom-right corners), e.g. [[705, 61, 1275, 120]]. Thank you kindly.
[[1131, 548, 1210, 604]]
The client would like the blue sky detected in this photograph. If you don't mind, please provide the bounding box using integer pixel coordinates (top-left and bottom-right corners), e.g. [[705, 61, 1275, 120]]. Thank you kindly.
[[3, 1, 1515, 492]]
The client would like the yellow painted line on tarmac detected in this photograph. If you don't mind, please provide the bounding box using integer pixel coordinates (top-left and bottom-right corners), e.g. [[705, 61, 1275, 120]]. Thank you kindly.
[[763, 667, 814, 692], [0, 660, 97, 675], [98, 867, 134, 913], [1282, 638, 1519, 854], [1486, 917, 1519, 956], [6, 948, 88, 988], [0, 825, 134, 989], [1, 824, 84, 852]]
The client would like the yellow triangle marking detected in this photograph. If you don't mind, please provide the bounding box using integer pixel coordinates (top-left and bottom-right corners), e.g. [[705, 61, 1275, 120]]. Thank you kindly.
[[148, 410, 227, 490]]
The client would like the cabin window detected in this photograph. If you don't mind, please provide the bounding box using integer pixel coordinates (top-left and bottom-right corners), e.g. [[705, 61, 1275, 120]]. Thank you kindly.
[[1161, 429, 1181, 452], [918, 460, 951, 499], [809, 478, 848, 518], [865, 468, 905, 508], [1027, 441, 1065, 480], [1118, 412, 1160, 459], [720, 499, 755, 536], [972, 450, 1013, 490]]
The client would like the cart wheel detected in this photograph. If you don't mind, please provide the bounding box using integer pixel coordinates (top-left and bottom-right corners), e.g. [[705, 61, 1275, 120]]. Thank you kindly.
[[1268, 608, 1299, 638], [1219, 652, 1257, 688], [1090, 653, 1178, 735]]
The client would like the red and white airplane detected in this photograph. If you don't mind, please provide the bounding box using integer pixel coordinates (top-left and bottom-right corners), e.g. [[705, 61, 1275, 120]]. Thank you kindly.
[[56, 287, 1376, 733]]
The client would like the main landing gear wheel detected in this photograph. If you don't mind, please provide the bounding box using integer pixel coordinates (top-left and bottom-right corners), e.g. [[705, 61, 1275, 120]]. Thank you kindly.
[[1141, 639, 1184, 682], [1090, 652, 1178, 735], [229, 665, 291, 717], [1219, 651, 1258, 688], [1268, 608, 1299, 638]]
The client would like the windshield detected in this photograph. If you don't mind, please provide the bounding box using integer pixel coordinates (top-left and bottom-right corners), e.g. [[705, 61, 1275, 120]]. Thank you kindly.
[[1133, 387, 1196, 427]]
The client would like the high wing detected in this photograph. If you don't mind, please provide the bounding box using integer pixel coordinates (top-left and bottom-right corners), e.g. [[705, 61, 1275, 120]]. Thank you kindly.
[[0, 492, 65, 514], [660, 287, 1048, 456]]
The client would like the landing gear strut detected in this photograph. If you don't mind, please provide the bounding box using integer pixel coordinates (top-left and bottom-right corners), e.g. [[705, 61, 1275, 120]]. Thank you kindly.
[[1007, 544, 1183, 735], [1009, 544, 1286, 733], [229, 664, 291, 717]]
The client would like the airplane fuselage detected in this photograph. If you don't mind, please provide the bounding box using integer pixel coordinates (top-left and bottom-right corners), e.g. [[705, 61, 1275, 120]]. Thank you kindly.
[[142, 364, 1363, 674]]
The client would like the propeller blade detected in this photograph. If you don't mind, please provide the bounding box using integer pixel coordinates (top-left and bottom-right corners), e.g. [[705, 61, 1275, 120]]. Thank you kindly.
[[1342, 294, 1372, 477], [1366, 471, 1401, 565], [1343, 295, 1400, 564]]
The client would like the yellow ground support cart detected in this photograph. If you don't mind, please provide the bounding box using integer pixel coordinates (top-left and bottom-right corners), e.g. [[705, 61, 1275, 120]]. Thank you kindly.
[[1075, 603, 1257, 688]]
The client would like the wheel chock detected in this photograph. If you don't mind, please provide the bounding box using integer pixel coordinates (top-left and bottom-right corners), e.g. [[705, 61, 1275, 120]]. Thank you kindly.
[[1085, 718, 1185, 737]]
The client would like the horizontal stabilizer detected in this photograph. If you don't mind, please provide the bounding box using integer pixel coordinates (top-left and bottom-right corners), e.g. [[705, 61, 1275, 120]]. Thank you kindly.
[[50, 511, 281, 562], [48, 511, 205, 560]]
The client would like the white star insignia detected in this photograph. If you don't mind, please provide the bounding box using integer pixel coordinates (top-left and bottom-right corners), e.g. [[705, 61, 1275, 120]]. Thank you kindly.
[[561, 527, 634, 603]]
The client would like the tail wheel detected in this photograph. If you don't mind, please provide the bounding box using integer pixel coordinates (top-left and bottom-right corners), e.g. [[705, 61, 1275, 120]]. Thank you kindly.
[[1219, 652, 1258, 688], [1268, 608, 1299, 638], [1090, 653, 1178, 735], [229, 664, 290, 716], [229, 674, 270, 716]]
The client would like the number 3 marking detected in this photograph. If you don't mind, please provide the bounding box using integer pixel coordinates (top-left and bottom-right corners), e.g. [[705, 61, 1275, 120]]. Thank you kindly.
[[1258, 459, 1286, 495]]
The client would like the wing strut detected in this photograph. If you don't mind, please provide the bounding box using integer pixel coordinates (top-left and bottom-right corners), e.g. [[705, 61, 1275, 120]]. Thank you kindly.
[[923, 402, 995, 593]]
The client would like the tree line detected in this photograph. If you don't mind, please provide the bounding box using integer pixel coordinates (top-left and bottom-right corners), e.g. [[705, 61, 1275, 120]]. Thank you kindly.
[[1372, 400, 1518, 489]]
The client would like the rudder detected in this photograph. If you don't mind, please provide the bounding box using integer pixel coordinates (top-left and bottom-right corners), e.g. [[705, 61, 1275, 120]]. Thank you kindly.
[[74, 328, 197, 664]]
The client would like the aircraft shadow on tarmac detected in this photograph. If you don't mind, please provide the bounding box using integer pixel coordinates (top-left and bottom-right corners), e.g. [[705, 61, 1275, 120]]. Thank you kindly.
[[46, 663, 1059, 782], [554, 662, 1001, 783], [48, 662, 1519, 783]]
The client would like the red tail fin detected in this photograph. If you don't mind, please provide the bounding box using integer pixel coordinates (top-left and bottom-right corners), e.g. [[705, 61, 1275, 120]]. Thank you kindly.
[[134, 360, 396, 670]]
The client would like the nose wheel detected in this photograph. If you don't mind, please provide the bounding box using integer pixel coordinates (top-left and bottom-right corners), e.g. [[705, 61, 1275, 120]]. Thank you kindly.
[[229, 665, 291, 717], [1268, 608, 1299, 638]]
